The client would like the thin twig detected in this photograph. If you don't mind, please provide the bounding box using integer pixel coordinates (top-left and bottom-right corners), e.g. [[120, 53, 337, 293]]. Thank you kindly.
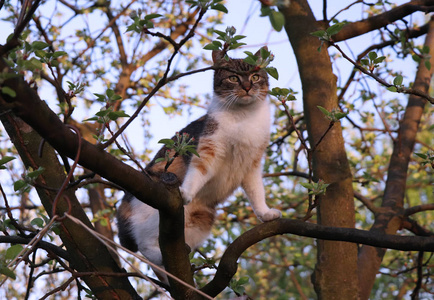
[[331, 41, 434, 104], [100, 8, 208, 149]]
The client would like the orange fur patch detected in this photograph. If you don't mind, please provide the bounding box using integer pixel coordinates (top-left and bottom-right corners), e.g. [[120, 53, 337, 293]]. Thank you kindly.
[[185, 204, 216, 231], [192, 140, 216, 175]]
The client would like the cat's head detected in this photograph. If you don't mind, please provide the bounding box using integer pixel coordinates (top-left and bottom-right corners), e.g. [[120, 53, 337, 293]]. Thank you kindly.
[[211, 48, 269, 109]]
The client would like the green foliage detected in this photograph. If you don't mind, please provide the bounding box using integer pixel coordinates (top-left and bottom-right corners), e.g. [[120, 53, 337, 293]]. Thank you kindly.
[[310, 21, 346, 51], [360, 51, 386, 72], [13, 167, 45, 192], [387, 74, 404, 93], [269, 87, 297, 103], [229, 275, 250, 295], [0, 156, 15, 169], [156, 132, 199, 170], [414, 151, 434, 168], [126, 12, 163, 33], [203, 26, 246, 51], [244, 47, 279, 80], [91, 208, 115, 227], [186, 0, 228, 13], [260, 5, 285, 32], [317, 106, 348, 122], [300, 179, 329, 195]]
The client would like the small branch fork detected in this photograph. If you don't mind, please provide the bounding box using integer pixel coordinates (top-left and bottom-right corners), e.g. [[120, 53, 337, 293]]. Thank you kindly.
[[279, 100, 335, 219]]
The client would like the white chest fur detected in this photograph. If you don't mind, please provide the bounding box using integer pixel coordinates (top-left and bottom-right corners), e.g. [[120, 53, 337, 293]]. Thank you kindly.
[[181, 97, 271, 206]]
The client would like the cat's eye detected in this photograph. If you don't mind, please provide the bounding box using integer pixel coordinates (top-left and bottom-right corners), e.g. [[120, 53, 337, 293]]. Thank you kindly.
[[251, 74, 260, 82], [228, 75, 239, 83]]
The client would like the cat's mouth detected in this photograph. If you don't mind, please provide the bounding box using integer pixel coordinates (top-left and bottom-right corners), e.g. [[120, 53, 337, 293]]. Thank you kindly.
[[237, 94, 256, 105]]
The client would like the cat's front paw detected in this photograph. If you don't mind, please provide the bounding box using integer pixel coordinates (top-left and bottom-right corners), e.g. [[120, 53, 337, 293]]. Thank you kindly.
[[259, 208, 282, 222], [179, 186, 193, 205]]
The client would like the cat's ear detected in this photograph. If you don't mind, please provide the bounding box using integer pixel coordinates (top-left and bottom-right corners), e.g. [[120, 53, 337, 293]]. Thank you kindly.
[[212, 50, 227, 64], [254, 46, 268, 57]]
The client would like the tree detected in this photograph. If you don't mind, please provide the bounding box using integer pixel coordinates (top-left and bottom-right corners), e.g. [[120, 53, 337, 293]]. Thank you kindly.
[[0, 0, 433, 299]]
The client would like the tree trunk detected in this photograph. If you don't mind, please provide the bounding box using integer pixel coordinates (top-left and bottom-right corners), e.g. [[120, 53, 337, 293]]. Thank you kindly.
[[357, 17, 434, 300], [280, 1, 359, 298]]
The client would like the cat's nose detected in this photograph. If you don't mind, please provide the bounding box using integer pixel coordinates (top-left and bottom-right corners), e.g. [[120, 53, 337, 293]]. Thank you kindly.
[[242, 82, 251, 92]]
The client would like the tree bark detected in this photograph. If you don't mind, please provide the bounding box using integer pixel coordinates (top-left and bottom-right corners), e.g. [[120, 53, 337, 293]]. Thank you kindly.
[[0, 115, 140, 300], [280, 1, 359, 298], [357, 17, 434, 300]]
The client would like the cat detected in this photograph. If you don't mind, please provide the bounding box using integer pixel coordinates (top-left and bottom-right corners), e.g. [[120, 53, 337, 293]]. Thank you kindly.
[[116, 48, 281, 283]]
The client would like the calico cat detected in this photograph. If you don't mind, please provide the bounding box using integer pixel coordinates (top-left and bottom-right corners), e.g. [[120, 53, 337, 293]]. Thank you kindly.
[[117, 48, 281, 282]]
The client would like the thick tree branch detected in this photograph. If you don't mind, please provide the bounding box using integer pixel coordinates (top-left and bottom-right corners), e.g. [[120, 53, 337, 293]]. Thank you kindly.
[[0, 57, 175, 214], [201, 218, 434, 297], [334, 0, 434, 42]]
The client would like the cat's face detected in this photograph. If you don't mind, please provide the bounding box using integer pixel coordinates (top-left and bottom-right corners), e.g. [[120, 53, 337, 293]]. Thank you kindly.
[[212, 50, 269, 109]]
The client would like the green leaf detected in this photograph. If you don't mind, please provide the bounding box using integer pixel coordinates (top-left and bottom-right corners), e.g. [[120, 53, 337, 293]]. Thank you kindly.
[[373, 56, 386, 64], [310, 30, 326, 38], [99, 218, 108, 227], [96, 109, 111, 117], [265, 67, 279, 80], [13, 180, 27, 191], [203, 43, 220, 50], [31, 217, 44, 228], [108, 111, 130, 120], [1, 86, 16, 98], [52, 51, 67, 58], [27, 167, 45, 179], [50, 60, 60, 67], [155, 157, 166, 163], [34, 50, 46, 58], [187, 148, 200, 157], [425, 60, 431, 70], [412, 54, 421, 62], [158, 139, 175, 147], [260, 47, 269, 59], [0, 266, 16, 280], [269, 10, 285, 32], [387, 86, 397, 92], [83, 117, 99, 122], [213, 29, 226, 38], [326, 22, 345, 36], [300, 182, 314, 190], [415, 153, 427, 159], [31, 41, 50, 50], [368, 51, 377, 61], [29, 57, 43, 70], [231, 35, 246, 41], [360, 59, 369, 66], [211, 3, 228, 13], [144, 13, 162, 20], [6, 244, 23, 260], [334, 112, 348, 120], [237, 276, 250, 285], [393, 75, 403, 86], [317, 106, 331, 117], [228, 42, 246, 50], [0, 156, 15, 167], [243, 56, 257, 66]]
